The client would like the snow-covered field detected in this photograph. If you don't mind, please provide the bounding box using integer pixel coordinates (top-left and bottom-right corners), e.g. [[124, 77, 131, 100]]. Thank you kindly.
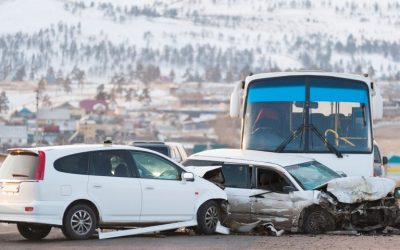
[[0, 0, 399, 81]]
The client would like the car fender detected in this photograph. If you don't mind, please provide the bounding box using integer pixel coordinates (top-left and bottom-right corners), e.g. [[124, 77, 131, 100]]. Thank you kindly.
[[192, 176, 227, 211], [61, 196, 104, 222]]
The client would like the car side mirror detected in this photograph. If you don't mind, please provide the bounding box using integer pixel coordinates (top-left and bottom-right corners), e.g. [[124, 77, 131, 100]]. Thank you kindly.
[[182, 172, 194, 182], [282, 186, 296, 194], [394, 187, 400, 199], [336, 171, 347, 177], [383, 156, 388, 165]]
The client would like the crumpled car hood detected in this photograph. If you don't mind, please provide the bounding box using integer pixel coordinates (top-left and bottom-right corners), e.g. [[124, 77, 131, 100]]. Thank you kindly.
[[326, 176, 396, 204], [185, 165, 222, 177]]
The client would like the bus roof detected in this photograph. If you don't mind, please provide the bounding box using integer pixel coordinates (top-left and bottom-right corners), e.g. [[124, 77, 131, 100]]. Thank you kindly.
[[245, 72, 371, 90]]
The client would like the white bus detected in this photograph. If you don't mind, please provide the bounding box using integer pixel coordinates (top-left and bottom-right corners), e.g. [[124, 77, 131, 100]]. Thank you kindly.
[[230, 72, 383, 177]]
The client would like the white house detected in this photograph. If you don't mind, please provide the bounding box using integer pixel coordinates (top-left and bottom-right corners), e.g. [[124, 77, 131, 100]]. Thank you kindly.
[[0, 125, 28, 145]]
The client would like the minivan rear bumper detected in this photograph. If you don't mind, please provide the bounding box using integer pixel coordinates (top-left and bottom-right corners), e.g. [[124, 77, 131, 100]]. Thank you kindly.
[[0, 201, 63, 226]]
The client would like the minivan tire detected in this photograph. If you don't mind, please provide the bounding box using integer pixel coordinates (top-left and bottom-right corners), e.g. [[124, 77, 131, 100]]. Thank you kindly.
[[195, 200, 220, 235], [62, 204, 97, 240], [17, 223, 51, 240]]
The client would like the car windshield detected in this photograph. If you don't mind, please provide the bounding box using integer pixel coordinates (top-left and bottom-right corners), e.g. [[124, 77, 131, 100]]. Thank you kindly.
[[243, 76, 372, 154], [284, 161, 340, 190]]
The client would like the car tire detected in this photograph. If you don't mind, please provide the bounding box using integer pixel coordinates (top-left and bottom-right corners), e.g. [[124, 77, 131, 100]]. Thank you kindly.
[[195, 200, 220, 235], [302, 206, 335, 234], [17, 223, 51, 240], [62, 204, 97, 240]]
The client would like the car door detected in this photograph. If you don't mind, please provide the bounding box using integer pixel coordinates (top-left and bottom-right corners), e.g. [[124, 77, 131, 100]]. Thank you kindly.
[[87, 150, 142, 223], [222, 164, 253, 223], [250, 167, 296, 230], [130, 151, 196, 222]]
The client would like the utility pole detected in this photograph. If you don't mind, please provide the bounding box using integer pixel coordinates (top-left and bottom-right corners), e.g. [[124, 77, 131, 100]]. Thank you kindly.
[[35, 88, 40, 144]]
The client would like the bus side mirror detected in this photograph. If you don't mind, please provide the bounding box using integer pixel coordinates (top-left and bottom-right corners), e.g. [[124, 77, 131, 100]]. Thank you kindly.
[[383, 156, 388, 165], [230, 82, 242, 118]]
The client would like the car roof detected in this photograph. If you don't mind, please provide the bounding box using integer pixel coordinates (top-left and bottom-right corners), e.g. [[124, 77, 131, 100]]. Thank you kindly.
[[189, 148, 312, 167]]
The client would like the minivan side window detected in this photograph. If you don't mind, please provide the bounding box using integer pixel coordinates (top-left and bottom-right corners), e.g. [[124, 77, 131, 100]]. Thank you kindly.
[[222, 164, 251, 188], [54, 152, 89, 175], [91, 150, 135, 178], [130, 151, 182, 180]]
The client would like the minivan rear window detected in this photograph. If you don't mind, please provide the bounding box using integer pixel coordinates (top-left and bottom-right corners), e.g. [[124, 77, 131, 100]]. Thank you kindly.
[[0, 152, 39, 180]]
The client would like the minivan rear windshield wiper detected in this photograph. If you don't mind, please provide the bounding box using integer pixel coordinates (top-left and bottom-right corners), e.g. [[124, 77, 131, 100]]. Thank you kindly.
[[12, 174, 30, 178], [309, 124, 343, 158]]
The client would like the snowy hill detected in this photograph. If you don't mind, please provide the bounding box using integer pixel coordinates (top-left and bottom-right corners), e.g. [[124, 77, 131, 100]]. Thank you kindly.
[[0, 0, 400, 83]]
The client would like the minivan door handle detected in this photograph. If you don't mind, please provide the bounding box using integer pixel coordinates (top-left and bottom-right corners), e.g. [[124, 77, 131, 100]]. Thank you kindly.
[[93, 184, 102, 189], [145, 186, 154, 190]]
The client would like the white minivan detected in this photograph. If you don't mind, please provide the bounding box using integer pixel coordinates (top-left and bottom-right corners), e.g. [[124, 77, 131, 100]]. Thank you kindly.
[[0, 144, 227, 240]]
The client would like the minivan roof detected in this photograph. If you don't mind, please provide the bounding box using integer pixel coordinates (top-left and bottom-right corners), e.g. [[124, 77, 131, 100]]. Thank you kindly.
[[8, 144, 145, 155]]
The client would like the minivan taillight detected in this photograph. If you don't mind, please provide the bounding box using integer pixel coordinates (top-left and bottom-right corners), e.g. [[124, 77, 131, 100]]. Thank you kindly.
[[35, 151, 46, 180]]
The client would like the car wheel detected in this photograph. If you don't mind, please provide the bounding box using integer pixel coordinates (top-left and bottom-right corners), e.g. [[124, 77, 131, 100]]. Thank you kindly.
[[196, 200, 220, 235], [62, 204, 97, 240], [302, 207, 335, 234], [17, 223, 51, 240]]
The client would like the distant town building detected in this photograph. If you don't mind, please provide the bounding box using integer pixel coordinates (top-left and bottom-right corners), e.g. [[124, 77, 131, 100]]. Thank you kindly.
[[0, 125, 28, 145], [37, 108, 75, 132], [79, 99, 108, 113]]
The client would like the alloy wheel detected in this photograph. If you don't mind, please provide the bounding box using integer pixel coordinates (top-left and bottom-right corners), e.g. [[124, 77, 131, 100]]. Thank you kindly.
[[70, 210, 93, 235]]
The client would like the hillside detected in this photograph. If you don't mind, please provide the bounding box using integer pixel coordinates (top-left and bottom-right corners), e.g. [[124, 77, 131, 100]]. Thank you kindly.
[[0, 0, 400, 84]]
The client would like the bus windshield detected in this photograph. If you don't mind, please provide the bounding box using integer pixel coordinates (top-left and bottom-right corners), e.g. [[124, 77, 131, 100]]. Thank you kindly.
[[243, 76, 372, 154]]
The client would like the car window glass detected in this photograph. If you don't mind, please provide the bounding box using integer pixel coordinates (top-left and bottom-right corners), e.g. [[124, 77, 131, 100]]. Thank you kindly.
[[54, 152, 89, 175], [222, 164, 250, 188], [130, 151, 181, 180], [257, 168, 290, 192], [173, 148, 182, 162], [91, 150, 133, 178], [373, 145, 381, 164]]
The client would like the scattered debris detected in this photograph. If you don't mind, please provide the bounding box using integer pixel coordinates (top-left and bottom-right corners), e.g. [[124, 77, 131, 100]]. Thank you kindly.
[[326, 231, 360, 236], [262, 223, 285, 236], [382, 226, 400, 235], [228, 220, 261, 233]]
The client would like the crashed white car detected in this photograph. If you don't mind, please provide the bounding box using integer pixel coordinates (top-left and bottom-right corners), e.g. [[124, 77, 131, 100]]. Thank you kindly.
[[184, 149, 400, 233], [0, 144, 228, 240]]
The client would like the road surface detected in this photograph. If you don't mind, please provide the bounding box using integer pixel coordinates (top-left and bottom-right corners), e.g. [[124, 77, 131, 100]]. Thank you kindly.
[[1, 223, 400, 250]]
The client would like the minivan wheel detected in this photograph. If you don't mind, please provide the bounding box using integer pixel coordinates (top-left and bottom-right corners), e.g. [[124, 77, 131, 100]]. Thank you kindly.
[[195, 200, 220, 235], [17, 223, 51, 240], [63, 204, 97, 240]]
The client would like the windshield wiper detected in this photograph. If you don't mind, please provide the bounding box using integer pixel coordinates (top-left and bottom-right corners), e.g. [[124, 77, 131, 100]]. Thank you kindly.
[[12, 174, 29, 178], [275, 123, 343, 158], [309, 124, 343, 158], [275, 124, 304, 153]]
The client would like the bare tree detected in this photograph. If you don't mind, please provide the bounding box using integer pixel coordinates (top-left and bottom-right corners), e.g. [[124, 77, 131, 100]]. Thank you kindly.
[[0, 91, 10, 113]]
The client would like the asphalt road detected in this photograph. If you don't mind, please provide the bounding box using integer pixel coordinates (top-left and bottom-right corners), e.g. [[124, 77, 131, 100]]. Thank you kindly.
[[2, 223, 400, 250]]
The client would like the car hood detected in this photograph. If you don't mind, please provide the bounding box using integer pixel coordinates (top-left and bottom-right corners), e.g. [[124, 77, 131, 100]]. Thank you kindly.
[[324, 176, 396, 204]]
